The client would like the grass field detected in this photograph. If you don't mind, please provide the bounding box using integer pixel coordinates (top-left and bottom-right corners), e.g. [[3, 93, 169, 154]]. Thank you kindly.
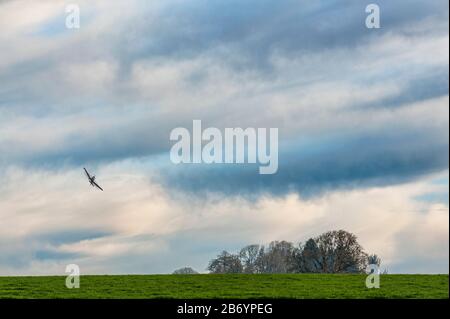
[[0, 274, 447, 299]]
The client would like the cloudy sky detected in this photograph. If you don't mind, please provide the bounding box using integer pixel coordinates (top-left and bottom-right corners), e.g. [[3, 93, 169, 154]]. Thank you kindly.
[[0, 0, 448, 275]]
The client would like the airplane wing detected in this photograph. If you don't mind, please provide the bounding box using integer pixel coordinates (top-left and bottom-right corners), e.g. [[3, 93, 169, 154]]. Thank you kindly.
[[83, 168, 91, 179], [92, 180, 104, 191]]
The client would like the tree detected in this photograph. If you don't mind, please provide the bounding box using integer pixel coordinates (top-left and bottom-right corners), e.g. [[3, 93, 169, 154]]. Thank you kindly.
[[257, 241, 295, 273], [367, 254, 381, 267], [313, 230, 368, 273], [239, 245, 261, 274], [207, 251, 243, 274], [173, 267, 199, 274], [255, 245, 267, 274], [292, 238, 323, 273]]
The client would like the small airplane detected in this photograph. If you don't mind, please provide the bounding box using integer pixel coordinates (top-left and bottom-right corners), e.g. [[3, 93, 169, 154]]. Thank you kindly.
[[84, 168, 104, 191]]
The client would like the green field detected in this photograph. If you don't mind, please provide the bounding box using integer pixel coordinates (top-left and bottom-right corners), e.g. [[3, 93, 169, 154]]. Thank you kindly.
[[0, 274, 447, 299]]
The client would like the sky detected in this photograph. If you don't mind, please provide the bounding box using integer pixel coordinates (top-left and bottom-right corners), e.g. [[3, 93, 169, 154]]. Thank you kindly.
[[0, 0, 448, 275]]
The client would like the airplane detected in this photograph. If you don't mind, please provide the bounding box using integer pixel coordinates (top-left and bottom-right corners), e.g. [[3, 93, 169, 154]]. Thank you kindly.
[[84, 168, 104, 191]]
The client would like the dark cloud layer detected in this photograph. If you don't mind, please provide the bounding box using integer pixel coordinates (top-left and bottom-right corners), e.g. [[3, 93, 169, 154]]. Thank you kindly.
[[160, 127, 449, 197], [0, 0, 448, 198]]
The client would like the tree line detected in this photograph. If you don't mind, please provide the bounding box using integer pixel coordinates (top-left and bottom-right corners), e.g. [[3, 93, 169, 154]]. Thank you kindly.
[[206, 230, 381, 274]]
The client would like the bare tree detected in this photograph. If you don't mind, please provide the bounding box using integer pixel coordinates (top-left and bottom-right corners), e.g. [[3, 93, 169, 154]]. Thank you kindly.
[[207, 251, 243, 274], [239, 245, 261, 274], [292, 238, 322, 273], [313, 230, 368, 273], [367, 254, 381, 267], [255, 245, 267, 274], [257, 241, 295, 273]]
